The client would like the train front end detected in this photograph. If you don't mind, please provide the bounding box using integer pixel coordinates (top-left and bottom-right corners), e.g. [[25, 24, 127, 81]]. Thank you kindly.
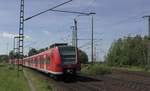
[[58, 46, 81, 74]]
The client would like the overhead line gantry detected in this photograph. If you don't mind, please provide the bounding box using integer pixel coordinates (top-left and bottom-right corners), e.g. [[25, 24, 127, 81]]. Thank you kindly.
[[17, 0, 96, 74], [17, 0, 74, 74]]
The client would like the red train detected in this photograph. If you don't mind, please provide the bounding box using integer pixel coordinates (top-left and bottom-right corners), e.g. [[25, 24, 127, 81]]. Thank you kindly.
[[19, 43, 81, 76]]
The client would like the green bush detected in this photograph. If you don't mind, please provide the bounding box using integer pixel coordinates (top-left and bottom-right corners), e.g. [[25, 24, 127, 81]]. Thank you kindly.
[[105, 35, 148, 67], [81, 64, 111, 75]]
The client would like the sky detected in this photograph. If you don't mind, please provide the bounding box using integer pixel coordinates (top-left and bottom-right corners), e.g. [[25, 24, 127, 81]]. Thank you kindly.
[[0, 0, 150, 61]]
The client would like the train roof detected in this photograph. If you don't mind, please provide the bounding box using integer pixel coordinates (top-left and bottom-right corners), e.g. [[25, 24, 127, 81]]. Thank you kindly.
[[24, 43, 68, 60], [50, 43, 68, 48], [24, 49, 51, 60]]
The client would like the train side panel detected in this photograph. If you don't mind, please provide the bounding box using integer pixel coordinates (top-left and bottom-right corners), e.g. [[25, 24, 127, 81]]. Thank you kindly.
[[20, 45, 81, 76]]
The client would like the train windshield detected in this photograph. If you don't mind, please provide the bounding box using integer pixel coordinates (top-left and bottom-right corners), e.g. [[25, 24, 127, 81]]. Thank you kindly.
[[58, 46, 76, 64]]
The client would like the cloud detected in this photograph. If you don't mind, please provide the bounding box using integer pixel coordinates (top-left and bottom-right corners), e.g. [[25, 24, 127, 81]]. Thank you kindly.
[[0, 32, 32, 40], [25, 35, 32, 40], [43, 30, 51, 35], [1, 32, 17, 39]]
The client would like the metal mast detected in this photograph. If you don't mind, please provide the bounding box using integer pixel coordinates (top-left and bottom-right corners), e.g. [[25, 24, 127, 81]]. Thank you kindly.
[[74, 19, 78, 48], [143, 15, 150, 70], [147, 16, 150, 70], [18, 0, 24, 71], [91, 15, 94, 63]]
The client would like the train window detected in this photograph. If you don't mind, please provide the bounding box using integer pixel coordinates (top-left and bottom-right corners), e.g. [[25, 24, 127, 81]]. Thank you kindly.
[[39, 57, 41, 64], [35, 60, 37, 64], [40, 56, 44, 64], [42, 57, 44, 64], [30, 59, 32, 65], [40, 57, 42, 64], [42, 60, 44, 64], [44, 58, 46, 64], [38, 57, 40, 64], [33, 60, 34, 64], [35, 59, 37, 64], [46, 56, 50, 64], [32, 60, 34, 64], [34, 59, 36, 64]]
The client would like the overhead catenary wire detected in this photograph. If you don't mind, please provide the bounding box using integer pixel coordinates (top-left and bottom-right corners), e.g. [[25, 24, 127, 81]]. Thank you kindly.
[[81, 0, 97, 12], [102, 9, 150, 28], [24, 0, 73, 21], [79, 41, 91, 48], [24, 0, 96, 49], [50, 9, 91, 15], [23, 0, 97, 63]]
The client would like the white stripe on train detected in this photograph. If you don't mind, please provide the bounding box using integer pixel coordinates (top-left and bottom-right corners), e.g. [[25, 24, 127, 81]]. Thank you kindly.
[[26, 65, 63, 75]]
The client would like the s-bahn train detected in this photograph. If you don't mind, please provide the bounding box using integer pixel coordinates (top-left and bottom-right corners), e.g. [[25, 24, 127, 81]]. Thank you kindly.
[[12, 43, 81, 76]]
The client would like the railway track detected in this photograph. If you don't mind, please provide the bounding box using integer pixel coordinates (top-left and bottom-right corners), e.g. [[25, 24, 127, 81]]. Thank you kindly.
[[97, 75, 150, 91], [112, 69, 150, 78], [26, 68, 150, 91]]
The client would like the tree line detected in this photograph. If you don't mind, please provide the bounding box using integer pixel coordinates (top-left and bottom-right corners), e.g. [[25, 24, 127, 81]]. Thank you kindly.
[[105, 35, 149, 68]]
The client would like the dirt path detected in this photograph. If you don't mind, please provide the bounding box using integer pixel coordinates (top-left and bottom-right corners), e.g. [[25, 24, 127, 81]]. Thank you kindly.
[[23, 70, 36, 91]]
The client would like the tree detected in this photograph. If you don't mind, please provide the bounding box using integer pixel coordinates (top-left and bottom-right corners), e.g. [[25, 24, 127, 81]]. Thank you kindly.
[[38, 48, 46, 53], [9, 50, 15, 59], [105, 35, 148, 67], [9, 50, 20, 59], [0, 55, 9, 63], [28, 48, 38, 56], [78, 49, 88, 64]]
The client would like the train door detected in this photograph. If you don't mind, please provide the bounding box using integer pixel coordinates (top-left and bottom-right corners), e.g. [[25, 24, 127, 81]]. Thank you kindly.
[[40, 56, 42, 69], [31, 58, 33, 67], [37, 56, 40, 69], [29, 58, 32, 67], [46, 55, 50, 71], [35, 57, 38, 69], [32, 58, 34, 68], [29, 58, 30, 67], [33, 57, 35, 68], [44, 55, 46, 71], [41, 56, 44, 70]]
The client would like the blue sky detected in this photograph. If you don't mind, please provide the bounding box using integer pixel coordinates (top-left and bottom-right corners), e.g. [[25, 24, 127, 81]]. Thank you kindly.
[[0, 0, 150, 61]]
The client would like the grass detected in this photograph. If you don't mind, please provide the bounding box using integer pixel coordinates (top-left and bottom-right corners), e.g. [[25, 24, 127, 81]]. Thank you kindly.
[[81, 63, 112, 75], [82, 63, 150, 74], [81, 63, 150, 75], [110, 65, 150, 72], [24, 68, 55, 91], [111, 66, 145, 71], [0, 63, 55, 91], [0, 64, 30, 91]]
